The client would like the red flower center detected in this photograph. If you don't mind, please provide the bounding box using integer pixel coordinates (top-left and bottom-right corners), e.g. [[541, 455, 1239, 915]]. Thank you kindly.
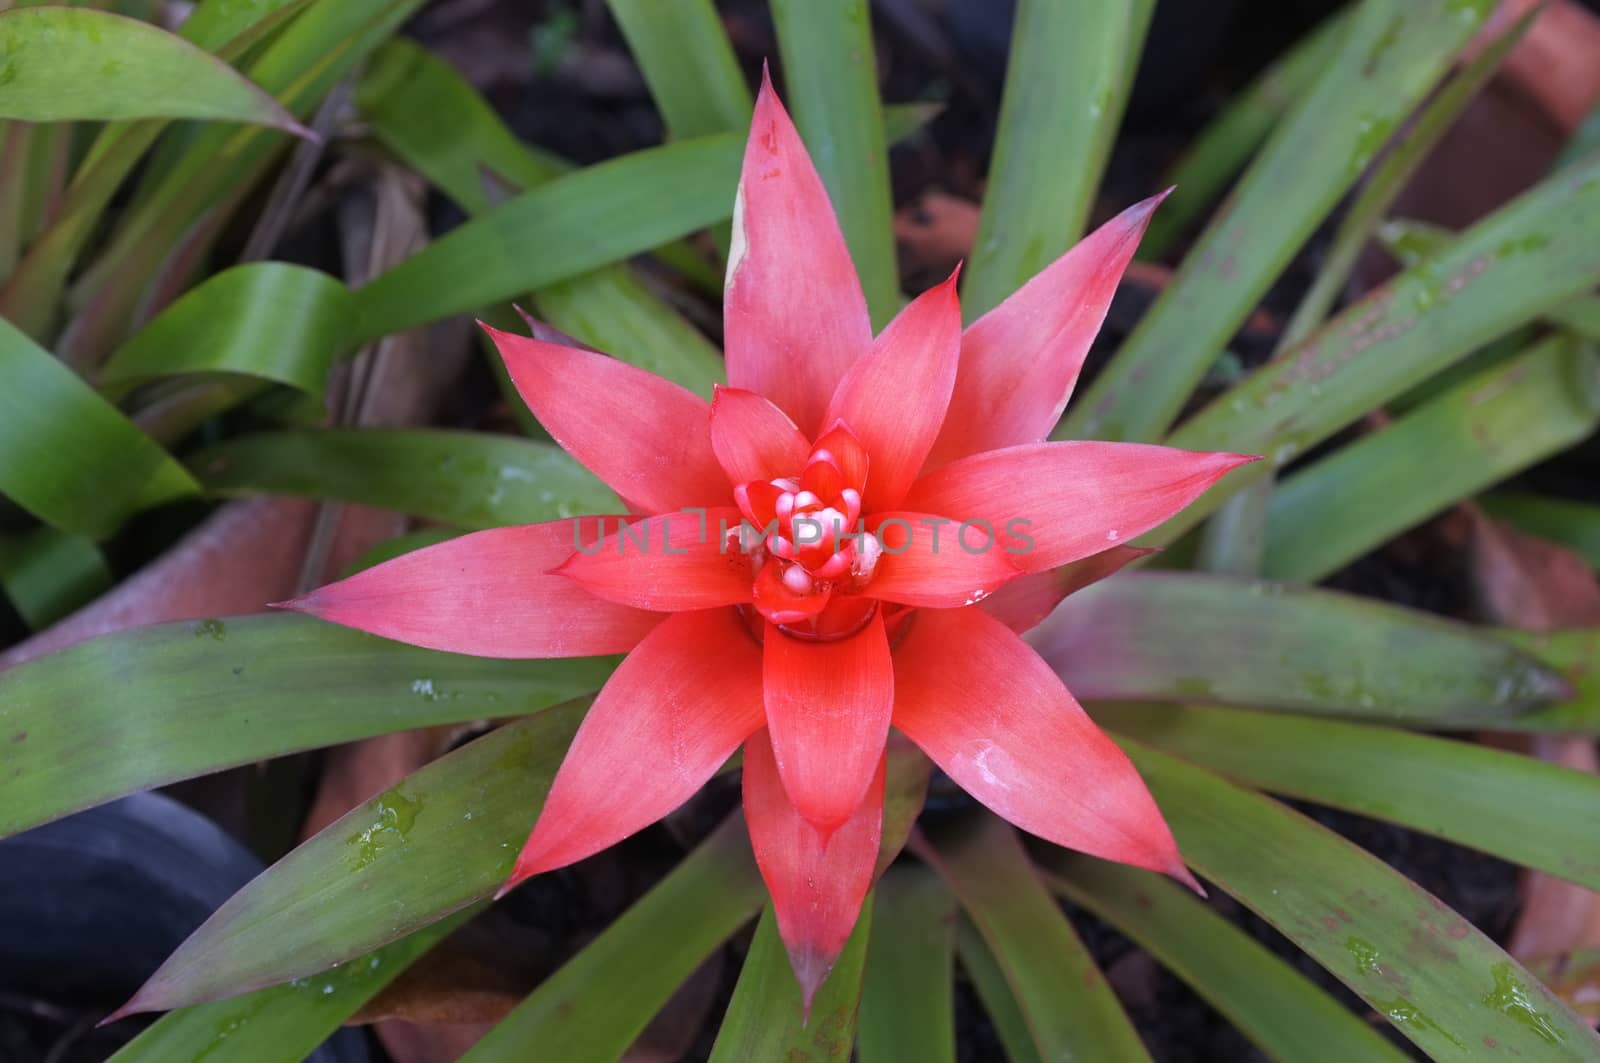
[[732, 422, 882, 641]]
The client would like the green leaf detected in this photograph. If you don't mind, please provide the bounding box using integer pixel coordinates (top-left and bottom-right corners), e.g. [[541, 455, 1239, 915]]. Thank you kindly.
[[462, 816, 764, 1063], [0, 526, 110, 630], [961, 2, 1141, 320], [1153, 150, 1600, 547], [1064, 0, 1495, 442], [110, 911, 471, 1063], [1123, 740, 1600, 1058], [1481, 493, 1600, 570], [607, 0, 751, 140], [769, 0, 898, 327], [120, 701, 592, 1013], [0, 614, 616, 839], [356, 39, 567, 215], [57, 0, 427, 356], [0, 317, 198, 538], [857, 864, 957, 1063], [1262, 335, 1600, 582], [923, 814, 1149, 1062], [1033, 571, 1564, 724], [1498, 630, 1600, 733], [1041, 854, 1408, 1063], [709, 900, 875, 1063], [0, 7, 302, 131], [1140, 9, 1350, 260], [1279, 5, 1533, 348], [1100, 703, 1600, 890], [351, 133, 743, 343], [100, 263, 354, 401], [190, 428, 618, 529], [534, 266, 726, 398], [953, 917, 1042, 1063]]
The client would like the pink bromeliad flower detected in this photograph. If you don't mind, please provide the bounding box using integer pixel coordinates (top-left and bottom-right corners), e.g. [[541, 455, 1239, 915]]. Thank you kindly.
[[284, 77, 1254, 1004]]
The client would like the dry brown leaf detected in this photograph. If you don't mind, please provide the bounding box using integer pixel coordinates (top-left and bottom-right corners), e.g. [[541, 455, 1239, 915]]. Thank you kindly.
[[894, 192, 979, 273], [351, 941, 524, 1027]]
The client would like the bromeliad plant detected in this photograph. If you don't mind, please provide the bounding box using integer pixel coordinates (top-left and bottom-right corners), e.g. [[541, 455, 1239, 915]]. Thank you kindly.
[[2, 1, 1600, 1060], [273, 77, 1250, 1003]]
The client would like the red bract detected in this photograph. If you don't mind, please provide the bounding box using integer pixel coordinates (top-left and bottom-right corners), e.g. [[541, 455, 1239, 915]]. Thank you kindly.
[[281, 75, 1256, 1007]]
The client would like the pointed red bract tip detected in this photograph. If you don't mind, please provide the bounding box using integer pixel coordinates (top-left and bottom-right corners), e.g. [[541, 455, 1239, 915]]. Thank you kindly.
[[1171, 863, 1207, 899], [789, 943, 834, 1021], [98, 995, 146, 1027]]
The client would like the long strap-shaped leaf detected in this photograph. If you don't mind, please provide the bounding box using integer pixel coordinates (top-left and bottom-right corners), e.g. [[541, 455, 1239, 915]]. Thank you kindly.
[[857, 863, 958, 1063], [99, 263, 354, 401], [1101, 703, 1600, 891], [769, 0, 898, 327], [0, 317, 197, 539], [462, 816, 764, 1063], [1040, 854, 1408, 1063], [1262, 334, 1600, 582], [191, 428, 619, 529], [953, 917, 1043, 1063], [109, 909, 474, 1063], [0, 614, 616, 839], [1031, 571, 1564, 725], [607, 0, 751, 141], [1123, 740, 1600, 1058], [117, 701, 592, 1014], [1063, 0, 1491, 442], [1152, 150, 1600, 547], [1499, 630, 1600, 733], [961, 1, 1144, 320], [921, 814, 1151, 1062], [0, 7, 301, 130], [1140, 8, 1350, 260], [351, 132, 743, 343]]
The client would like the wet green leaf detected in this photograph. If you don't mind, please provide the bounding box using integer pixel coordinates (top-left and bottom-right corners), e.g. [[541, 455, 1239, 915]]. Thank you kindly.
[[351, 133, 743, 343], [100, 264, 354, 401], [1280, 6, 1532, 348], [769, 0, 898, 327], [1041, 854, 1408, 1063], [0, 614, 616, 838], [962, 2, 1142, 319], [1481, 493, 1600, 570], [1262, 335, 1600, 582], [1066, 0, 1493, 442], [462, 816, 763, 1063], [1140, 9, 1350, 260], [1124, 741, 1600, 1058], [0, 7, 302, 131], [607, 0, 751, 141], [190, 428, 618, 529], [1154, 151, 1600, 547], [1033, 571, 1564, 724], [923, 814, 1149, 1062], [0, 317, 197, 538], [121, 702, 592, 1013], [110, 911, 471, 1063], [1100, 703, 1600, 890], [857, 864, 957, 1063]]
